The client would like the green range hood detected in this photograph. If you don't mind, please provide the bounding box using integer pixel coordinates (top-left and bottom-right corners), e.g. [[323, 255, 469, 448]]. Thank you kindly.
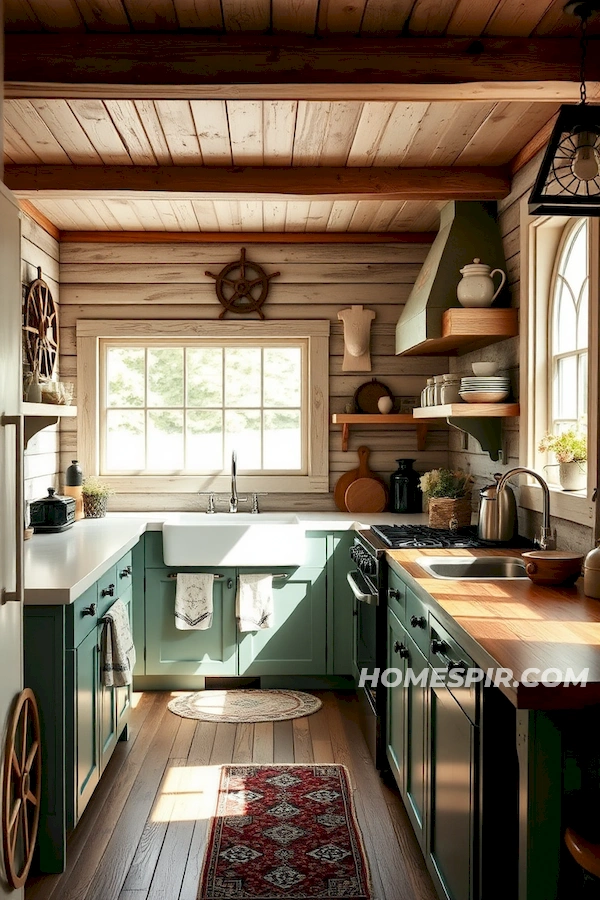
[[396, 201, 508, 355]]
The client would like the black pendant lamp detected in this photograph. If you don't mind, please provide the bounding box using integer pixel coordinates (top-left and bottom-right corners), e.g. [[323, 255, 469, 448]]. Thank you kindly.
[[529, 1, 600, 216]]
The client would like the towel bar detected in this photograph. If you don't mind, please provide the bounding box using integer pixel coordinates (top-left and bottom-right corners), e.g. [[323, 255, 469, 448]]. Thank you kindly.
[[167, 572, 288, 580]]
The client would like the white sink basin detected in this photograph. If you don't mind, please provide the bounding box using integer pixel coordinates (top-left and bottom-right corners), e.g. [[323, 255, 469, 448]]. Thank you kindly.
[[162, 513, 306, 566]]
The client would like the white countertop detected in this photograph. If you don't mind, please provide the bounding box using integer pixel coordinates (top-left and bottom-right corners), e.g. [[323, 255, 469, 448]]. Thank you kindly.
[[24, 510, 430, 605]]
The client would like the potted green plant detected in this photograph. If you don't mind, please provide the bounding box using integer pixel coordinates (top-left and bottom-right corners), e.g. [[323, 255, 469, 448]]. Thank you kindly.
[[419, 468, 474, 530], [81, 477, 113, 518], [538, 428, 587, 491]]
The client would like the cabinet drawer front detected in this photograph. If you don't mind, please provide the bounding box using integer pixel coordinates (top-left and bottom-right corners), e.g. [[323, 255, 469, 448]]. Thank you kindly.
[[97, 565, 117, 616], [70, 584, 99, 647], [405, 589, 429, 657], [115, 551, 133, 598], [387, 567, 406, 622], [430, 615, 478, 724]]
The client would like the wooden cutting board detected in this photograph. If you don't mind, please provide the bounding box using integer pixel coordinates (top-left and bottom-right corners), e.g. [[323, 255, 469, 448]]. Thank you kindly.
[[344, 477, 387, 513], [334, 446, 385, 512]]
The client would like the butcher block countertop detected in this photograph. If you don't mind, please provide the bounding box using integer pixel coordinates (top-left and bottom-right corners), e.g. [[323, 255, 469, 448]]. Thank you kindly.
[[386, 548, 600, 711]]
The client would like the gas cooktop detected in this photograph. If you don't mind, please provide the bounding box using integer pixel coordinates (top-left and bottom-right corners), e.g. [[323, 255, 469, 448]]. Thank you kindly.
[[370, 524, 494, 550]]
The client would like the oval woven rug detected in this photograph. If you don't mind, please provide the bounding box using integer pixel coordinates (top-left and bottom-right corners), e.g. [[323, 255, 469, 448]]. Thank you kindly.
[[167, 689, 322, 723]]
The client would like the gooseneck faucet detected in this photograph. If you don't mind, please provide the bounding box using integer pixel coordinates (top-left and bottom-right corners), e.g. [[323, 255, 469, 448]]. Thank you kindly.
[[229, 450, 247, 513], [496, 467, 556, 550]]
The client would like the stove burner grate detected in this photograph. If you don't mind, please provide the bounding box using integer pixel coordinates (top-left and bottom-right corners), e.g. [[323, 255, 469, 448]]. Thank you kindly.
[[371, 524, 490, 550]]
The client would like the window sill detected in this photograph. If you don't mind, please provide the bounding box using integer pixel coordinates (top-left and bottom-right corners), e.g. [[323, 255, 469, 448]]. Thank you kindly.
[[519, 483, 594, 528], [99, 474, 330, 494]]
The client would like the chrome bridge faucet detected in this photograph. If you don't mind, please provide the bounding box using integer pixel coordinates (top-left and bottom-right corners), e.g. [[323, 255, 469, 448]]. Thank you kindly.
[[496, 467, 557, 550], [229, 450, 247, 513]]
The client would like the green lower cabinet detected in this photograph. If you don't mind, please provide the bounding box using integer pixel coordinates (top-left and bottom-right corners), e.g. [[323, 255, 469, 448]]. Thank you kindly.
[[145, 568, 237, 675], [429, 684, 478, 900], [71, 627, 101, 822], [386, 609, 408, 787], [238, 567, 326, 676]]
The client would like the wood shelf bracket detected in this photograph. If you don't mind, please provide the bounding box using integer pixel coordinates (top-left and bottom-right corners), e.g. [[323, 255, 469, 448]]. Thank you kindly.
[[447, 417, 504, 462]]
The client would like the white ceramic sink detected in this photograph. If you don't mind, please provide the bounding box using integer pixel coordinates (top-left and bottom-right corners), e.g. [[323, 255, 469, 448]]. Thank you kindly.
[[162, 513, 306, 566]]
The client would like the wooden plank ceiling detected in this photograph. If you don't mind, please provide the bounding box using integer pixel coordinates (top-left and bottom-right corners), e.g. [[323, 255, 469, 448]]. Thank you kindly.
[[4, 97, 558, 233], [3, 0, 595, 37]]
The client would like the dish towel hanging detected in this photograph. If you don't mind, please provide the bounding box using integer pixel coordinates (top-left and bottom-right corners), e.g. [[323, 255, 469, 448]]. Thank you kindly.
[[175, 573, 215, 630], [236, 574, 274, 632], [101, 599, 136, 688]]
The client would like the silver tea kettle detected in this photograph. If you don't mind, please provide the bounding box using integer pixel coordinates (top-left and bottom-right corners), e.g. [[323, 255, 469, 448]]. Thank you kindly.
[[477, 474, 517, 542]]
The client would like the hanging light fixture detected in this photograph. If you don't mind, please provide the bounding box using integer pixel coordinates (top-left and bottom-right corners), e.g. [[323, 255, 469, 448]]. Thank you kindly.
[[529, 1, 600, 216]]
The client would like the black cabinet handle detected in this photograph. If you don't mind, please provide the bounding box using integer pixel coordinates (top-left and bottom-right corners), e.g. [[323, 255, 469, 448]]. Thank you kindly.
[[119, 566, 132, 578], [82, 603, 96, 617], [352, 610, 358, 617], [393, 640, 409, 659], [430, 638, 467, 672], [410, 614, 427, 629], [101, 584, 115, 598], [388, 588, 401, 601], [227, 578, 233, 589]]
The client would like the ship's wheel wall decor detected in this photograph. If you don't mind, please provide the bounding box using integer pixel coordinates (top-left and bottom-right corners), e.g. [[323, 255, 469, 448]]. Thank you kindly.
[[205, 248, 280, 319], [23, 266, 59, 379], [2, 688, 42, 889]]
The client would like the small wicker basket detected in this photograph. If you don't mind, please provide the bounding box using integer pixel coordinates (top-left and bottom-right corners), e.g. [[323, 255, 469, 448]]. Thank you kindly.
[[83, 494, 108, 519], [428, 495, 472, 530]]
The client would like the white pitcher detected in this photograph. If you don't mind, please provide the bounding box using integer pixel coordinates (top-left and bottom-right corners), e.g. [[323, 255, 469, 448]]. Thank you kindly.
[[456, 258, 507, 308]]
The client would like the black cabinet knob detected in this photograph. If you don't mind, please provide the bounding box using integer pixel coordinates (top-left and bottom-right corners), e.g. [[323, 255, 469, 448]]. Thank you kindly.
[[410, 614, 427, 629], [393, 641, 409, 659], [101, 584, 115, 598], [430, 638, 447, 656], [119, 566, 132, 578], [82, 603, 96, 617], [388, 589, 401, 601]]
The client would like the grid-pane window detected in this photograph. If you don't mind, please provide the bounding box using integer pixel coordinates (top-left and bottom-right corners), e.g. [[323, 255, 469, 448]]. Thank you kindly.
[[101, 342, 305, 474], [550, 219, 589, 433]]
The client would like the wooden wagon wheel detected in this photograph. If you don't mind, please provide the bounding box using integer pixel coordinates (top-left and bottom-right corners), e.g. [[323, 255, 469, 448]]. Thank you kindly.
[[23, 267, 59, 379], [205, 248, 280, 319], [2, 688, 41, 889]]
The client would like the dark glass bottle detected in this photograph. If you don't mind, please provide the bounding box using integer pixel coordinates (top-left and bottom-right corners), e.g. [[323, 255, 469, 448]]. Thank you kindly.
[[390, 459, 422, 514], [65, 459, 83, 486]]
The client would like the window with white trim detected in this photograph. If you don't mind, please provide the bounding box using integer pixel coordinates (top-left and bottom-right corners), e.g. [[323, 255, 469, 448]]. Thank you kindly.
[[77, 320, 330, 494], [102, 341, 306, 475], [549, 218, 588, 435]]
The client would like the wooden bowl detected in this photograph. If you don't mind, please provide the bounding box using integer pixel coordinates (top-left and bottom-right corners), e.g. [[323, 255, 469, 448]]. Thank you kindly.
[[521, 551, 584, 586]]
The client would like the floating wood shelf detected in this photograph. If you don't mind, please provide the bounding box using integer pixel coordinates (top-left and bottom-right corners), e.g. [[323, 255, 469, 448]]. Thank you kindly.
[[413, 403, 519, 462], [22, 403, 77, 447], [413, 403, 519, 418], [331, 413, 434, 452], [398, 308, 518, 356]]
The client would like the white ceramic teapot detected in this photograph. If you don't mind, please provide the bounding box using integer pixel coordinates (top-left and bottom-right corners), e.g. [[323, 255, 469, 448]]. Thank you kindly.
[[456, 258, 507, 308]]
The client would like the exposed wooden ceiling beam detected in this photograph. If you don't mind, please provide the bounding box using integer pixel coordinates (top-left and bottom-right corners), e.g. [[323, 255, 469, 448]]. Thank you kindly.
[[59, 231, 437, 244], [19, 200, 61, 241], [509, 113, 558, 176], [5, 165, 510, 200], [4, 34, 598, 102]]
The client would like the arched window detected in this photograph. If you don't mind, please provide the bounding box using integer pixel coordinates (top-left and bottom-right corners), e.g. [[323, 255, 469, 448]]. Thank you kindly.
[[549, 219, 588, 434]]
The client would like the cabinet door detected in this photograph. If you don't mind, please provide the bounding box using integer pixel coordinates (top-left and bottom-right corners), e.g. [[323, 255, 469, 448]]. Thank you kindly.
[[386, 609, 407, 790], [328, 532, 354, 675], [99, 586, 133, 772], [429, 685, 478, 900], [74, 627, 100, 821], [238, 568, 326, 676], [145, 568, 237, 675], [405, 633, 428, 842]]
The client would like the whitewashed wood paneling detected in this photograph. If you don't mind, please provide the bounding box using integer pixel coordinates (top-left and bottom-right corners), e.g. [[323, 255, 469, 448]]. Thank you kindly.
[[59, 240, 450, 510]]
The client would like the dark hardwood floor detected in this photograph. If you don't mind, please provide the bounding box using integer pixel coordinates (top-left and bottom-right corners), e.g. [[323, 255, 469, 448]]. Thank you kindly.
[[26, 691, 437, 900]]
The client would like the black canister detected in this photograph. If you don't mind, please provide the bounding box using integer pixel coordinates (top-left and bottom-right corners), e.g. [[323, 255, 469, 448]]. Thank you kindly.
[[390, 458, 422, 514], [65, 460, 83, 486]]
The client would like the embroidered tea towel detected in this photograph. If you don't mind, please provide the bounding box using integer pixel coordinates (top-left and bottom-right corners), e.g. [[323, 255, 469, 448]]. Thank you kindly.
[[102, 599, 136, 687], [236, 573, 274, 632], [175, 573, 215, 630]]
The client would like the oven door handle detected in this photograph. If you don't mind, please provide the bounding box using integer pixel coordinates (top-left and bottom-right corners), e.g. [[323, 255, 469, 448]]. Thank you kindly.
[[347, 571, 379, 606]]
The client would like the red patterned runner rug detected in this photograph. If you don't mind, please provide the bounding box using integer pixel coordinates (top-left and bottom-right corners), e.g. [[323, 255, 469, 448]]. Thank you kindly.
[[198, 764, 372, 899]]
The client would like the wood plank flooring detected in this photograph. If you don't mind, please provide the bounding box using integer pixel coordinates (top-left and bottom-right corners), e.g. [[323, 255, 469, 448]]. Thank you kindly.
[[25, 691, 437, 900]]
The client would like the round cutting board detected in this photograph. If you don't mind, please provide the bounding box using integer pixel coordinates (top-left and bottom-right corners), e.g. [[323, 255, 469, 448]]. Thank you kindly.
[[344, 477, 387, 513], [334, 445, 371, 512]]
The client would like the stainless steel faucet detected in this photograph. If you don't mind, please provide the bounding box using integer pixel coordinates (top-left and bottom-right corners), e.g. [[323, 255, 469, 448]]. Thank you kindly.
[[496, 467, 557, 550], [229, 450, 247, 513]]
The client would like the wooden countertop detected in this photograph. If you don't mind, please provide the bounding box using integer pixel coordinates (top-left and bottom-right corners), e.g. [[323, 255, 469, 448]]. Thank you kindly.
[[386, 548, 600, 711]]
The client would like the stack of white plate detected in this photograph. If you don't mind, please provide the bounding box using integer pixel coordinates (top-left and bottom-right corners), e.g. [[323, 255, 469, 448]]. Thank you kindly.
[[459, 376, 510, 403]]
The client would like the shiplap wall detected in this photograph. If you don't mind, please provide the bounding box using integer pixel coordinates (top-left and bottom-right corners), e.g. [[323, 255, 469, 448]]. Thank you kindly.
[[58, 241, 450, 511], [22, 214, 61, 508], [448, 153, 594, 553]]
